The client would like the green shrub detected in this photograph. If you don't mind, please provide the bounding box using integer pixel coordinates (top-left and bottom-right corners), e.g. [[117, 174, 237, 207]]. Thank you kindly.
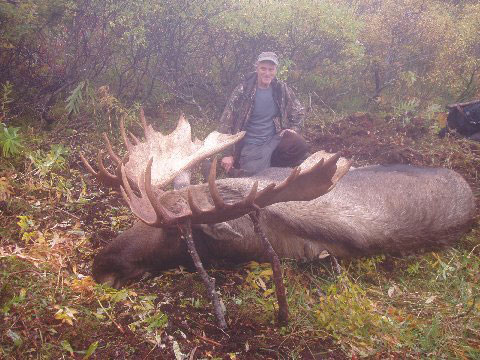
[[0, 124, 22, 158]]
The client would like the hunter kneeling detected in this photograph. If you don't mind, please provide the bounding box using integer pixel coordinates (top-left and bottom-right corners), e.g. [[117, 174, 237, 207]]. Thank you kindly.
[[218, 52, 309, 177]]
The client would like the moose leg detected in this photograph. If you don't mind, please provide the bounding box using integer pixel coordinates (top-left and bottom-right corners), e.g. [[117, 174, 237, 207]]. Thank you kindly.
[[179, 221, 227, 329], [249, 210, 289, 326]]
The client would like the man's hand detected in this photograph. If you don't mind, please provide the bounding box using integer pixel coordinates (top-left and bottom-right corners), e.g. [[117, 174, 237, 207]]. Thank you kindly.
[[221, 156, 234, 173], [280, 129, 297, 136]]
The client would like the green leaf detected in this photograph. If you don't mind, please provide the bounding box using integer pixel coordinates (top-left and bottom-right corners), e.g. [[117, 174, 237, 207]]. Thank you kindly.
[[61, 340, 74, 356], [0, 125, 22, 157], [83, 341, 99, 359], [65, 81, 86, 116], [110, 289, 130, 303], [7, 329, 23, 347]]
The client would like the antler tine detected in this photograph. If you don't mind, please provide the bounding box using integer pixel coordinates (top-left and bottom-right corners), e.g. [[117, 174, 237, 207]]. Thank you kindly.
[[326, 155, 352, 191], [187, 188, 204, 216], [79, 151, 121, 187], [119, 163, 136, 202], [254, 166, 301, 201], [184, 159, 263, 224], [79, 152, 99, 177], [318, 153, 339, 173], [139, 107, 148, 131], [120, 160, 185, 226], [283, 165, 303, 186], [139, 107, 156, 140], [208, 156, 225, 209], [128, 131, 140, 145], [144, 158, 192, 226], [254, 152, 350, 208], [144, 158, 170, 223], [206, 156, 258, 208], [256, 166, 313, 207], [96, 150, 121, 186], [119, 163, 157, 225], [79, 145, 122, 188], [256, 182, 277, 198], [102, 133, 122, 165], [240, 180, 259, 207], [120, 117, 133, 153], [315, 153, 342, 188]]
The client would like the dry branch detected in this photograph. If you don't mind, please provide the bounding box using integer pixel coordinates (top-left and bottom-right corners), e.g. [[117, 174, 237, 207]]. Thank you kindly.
[[249, 210, 289, 326]]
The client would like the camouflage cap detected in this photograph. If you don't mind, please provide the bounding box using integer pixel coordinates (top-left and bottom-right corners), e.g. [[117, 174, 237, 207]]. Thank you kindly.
[[256, 51, 279, 65]]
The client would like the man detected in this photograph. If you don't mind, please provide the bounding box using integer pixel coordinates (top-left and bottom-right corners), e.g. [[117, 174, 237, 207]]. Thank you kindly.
[[218, 52, 309, 176]]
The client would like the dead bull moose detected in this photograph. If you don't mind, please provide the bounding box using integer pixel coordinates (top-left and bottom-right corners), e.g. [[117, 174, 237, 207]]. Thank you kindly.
[[81, 110, 475, 328]]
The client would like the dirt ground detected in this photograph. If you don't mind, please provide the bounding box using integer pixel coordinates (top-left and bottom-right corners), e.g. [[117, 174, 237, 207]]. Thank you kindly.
[[2, 112, 479, 359]]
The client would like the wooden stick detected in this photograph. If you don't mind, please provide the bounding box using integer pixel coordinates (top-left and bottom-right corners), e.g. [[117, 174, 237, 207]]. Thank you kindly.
[[179, 220, 227, 329], [249, 210, 289, 326], [446, 99, 480, 109], [332, 255, 342, 275]]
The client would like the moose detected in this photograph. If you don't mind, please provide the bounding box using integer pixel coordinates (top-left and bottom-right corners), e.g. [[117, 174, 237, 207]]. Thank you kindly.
[[81, 110, 476, 328]]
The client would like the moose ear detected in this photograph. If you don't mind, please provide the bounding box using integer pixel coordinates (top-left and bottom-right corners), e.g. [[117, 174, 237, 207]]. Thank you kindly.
[[199, 223, 244, 242]]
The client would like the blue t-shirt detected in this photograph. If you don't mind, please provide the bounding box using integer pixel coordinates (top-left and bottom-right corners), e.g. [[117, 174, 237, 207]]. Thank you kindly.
[[244, 86, 278, 145]]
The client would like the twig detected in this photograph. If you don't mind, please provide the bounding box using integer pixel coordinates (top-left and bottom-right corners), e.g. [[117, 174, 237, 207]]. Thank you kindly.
[[142, 344, 157, 360], [195, 334, 222, 347], [331, 255, 342, 275], [170, 316, 225, 346], [278, 328, 310, 347], [97, 300, 125, 333], [189, 346, 198, 360], [249, 210, 289, 326], [54, 207, 81, 220], [3, 269, 41, 278], [179, 220, 227, 329], [186, 316, 230, 337], [455, 294, 477, 319], [312, 91, 336, 116]]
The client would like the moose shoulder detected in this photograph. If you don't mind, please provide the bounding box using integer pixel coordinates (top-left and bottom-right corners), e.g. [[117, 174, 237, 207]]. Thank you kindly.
[[93, 153, 475, 288]]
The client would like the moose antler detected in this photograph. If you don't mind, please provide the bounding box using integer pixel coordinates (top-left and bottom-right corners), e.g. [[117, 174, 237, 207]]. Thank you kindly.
[[120, 152, 351, 227], [79, 132, 125, 187], [80, 108, 245, 190], [83, 111, 351, 330], [119, 149, 350, 329]]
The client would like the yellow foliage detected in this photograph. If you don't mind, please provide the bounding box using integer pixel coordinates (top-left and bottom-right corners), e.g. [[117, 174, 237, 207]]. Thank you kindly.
[[54, 306, 78, 326], [0, 177, 13, 201], [437, 112, 448, 128]]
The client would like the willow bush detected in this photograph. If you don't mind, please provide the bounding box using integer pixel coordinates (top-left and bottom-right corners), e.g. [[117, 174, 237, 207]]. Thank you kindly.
[[1, 0, 479, 124]]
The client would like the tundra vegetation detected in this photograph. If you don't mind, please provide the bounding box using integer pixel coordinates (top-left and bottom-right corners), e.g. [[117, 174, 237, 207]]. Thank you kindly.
[[1, 0, 480, 358]]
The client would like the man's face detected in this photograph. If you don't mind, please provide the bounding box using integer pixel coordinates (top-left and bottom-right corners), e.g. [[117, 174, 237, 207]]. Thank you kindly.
[[256, 61, 277, 88]]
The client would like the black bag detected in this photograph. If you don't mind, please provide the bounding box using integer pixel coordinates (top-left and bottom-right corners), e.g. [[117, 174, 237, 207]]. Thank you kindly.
[[442, 100, 480, 140]]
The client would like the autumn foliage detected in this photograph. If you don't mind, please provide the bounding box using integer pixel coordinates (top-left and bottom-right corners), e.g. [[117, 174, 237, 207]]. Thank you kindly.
[[1, 0, 479, 122]]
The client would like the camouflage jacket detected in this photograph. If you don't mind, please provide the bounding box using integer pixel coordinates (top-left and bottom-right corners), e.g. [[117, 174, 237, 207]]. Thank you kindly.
[[218, 72, 305, 159]]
